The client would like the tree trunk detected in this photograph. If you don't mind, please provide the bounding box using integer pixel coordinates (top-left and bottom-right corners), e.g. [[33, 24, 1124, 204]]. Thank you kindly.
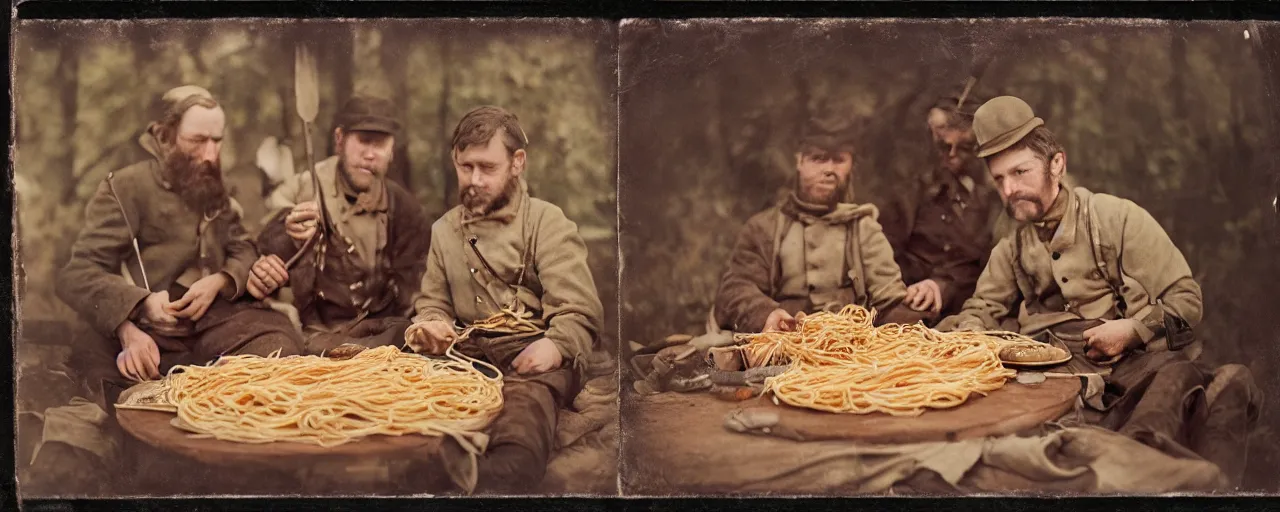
[[439, 36, 456, 212]]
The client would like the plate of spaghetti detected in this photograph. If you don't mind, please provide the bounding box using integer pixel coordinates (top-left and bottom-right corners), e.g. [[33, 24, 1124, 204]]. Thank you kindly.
[[729, 305, 1059, 417], [117, 344, 504, 453]]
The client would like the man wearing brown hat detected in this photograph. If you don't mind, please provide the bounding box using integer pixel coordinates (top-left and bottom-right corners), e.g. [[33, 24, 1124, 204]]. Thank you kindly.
[[252, 95, 431, 354], [936, 96, 1261, 488], [34, 85, 304, 493], [713, 115, 928, 334], [878, 86, 1004, 324], [404, 106, 605, 493]]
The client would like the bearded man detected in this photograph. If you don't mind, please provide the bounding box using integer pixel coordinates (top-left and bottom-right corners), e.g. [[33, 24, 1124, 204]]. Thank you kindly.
[[404, 106, 605, 493], [35, 86, 303, 493], [251, 95, 431, 354], [878, 86, 1003, 324], [936, 96, 1262, 488], [713, 115, 928, 335]]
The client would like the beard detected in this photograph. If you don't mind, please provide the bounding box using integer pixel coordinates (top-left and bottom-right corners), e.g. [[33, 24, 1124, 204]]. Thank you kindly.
[[1005, 192, 1048, 220], [797, 176, 850, 208], [163, 149, 228, 216], [460, 173, 521, 215]]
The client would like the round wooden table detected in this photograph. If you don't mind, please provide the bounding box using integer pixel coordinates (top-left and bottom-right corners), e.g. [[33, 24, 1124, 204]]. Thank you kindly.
[[116, 409, 448, 494], [623, 377, 1082, 495]]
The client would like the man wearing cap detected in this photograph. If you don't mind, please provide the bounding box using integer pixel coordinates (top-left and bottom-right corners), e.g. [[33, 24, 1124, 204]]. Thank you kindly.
[[35, 86, 304, 492], [251, 95, 431, 354], [713, 115, 928, 334], [878, 86, 1003, 324], [404, 106, 605, 492], [936, 96, 1261, 487]]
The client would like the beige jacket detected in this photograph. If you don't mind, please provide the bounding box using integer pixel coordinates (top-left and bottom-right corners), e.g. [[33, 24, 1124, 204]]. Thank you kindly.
[[412, 178, 604, 366], [714, 194, 921, 333], [938, 186, 1202, 354]]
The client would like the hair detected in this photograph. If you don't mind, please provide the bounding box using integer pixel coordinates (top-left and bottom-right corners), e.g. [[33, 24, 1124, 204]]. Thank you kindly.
[[931, 85, 993, 131], [153, 95, 221, 146], [450, 106, 528, 157], [984, 126, 1065, 167]]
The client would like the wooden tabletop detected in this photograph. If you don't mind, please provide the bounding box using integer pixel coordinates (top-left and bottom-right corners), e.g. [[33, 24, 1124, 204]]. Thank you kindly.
[[116, 408, 444, 469], [622, 377, 1082, 494]]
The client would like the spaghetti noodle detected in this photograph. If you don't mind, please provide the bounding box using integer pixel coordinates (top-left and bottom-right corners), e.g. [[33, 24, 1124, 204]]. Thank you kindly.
[[731, 305, 1034, 416], [163, 344, 504, 449]]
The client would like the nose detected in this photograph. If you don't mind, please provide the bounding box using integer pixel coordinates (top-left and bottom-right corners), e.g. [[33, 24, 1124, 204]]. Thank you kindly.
[[948, 142, 959, 158], [1001, 179, 1018, 199], [200, 141, 219, 164]]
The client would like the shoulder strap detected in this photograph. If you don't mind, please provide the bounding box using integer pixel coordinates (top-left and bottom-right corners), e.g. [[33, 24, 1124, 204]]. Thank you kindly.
[[847, 218, 867, 307], [768, 208, 791, 298], [1081, 192, 1127, 316]]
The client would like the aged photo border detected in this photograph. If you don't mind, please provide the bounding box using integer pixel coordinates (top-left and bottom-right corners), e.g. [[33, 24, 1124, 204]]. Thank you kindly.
[[8, 0, 1280, 511]]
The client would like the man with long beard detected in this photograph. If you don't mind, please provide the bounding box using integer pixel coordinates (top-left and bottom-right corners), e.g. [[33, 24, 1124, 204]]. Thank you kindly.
[[713, 116, 928, 334], [936, 96, 1261, 488], [251, 95, 431, 354], [405, 106, 605, 493], [37, 85, 303, 493], [878, 86, 1003, 325]]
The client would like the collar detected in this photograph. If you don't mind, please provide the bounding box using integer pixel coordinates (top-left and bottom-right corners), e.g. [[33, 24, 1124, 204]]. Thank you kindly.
[[782, 192, 869, 225], [923, 165, 981, 200], [137, 130, 175, 191], [333, 159, 389, 216], [1025, 184, 1077, 252]]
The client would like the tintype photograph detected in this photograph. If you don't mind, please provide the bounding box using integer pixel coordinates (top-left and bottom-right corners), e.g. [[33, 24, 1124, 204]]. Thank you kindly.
[[12, 18, 619, 497], [619, 18, 1279, 496]]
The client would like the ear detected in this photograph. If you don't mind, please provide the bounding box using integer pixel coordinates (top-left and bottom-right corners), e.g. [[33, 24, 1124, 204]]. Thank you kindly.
[[1050, 152, 1067, 178], [511, 149, 528, 177], [795, 152, 805, 169], [333, 127, 344, 151]]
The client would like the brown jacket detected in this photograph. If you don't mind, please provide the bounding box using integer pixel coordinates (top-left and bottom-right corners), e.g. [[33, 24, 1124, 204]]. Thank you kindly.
[[879, 166, 1002, 316], [714, 195, 924, 333], [257, 157, 431, 332], [57, 133, 255, 339], [937, 186, 1203, 356], [413, 178, 604, 368]]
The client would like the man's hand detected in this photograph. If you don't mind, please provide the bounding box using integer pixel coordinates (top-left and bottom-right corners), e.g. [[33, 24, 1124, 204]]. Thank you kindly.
[[139, 291, 178, 326], [905, 279, 943, 314], [115, 321, 161, 382], [763, 308, 797, 332], [512, 337, 563, 375], [248, 255, 289, 299], [1084, 318, 1143, 360], [165, 273, 229, 322], [286, 201, 320, 246], [404, 320, 457, 355]]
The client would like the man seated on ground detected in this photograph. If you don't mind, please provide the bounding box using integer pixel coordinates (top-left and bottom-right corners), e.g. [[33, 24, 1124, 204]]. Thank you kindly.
[[878, 85, 1003, 325], [713, 114, 931, 336], [936, 95, 1262, 488], [404, 106, 606, 493], [30, 85, 303, 493], [250, 95, 431, 354]]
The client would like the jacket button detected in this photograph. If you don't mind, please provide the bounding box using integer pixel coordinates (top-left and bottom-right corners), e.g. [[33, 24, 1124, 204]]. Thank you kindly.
[[475, 296, 483, 304], [1060, 277, 1069, 283], [1052, 252, 1061, 260], [808, 284, 816, 292], [470, 268, 477, 274]]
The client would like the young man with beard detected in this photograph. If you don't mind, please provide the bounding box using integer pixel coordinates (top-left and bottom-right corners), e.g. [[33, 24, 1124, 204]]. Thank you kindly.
[[878, 86, 1003, 325], [713, 116, 929, 334], [251, 96, 431, 355], [936, 96, 1261, 488], [38, 86, 303, 492], [404, 106, 605, 492]]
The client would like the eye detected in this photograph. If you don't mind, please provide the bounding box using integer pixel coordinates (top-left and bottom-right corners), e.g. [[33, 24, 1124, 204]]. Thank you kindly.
[[1015, 169, 1028, 176]]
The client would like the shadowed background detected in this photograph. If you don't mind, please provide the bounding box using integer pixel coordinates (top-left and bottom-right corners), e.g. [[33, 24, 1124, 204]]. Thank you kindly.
[[619, 19, 1279, 490], [13, 18, 617, 493]]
